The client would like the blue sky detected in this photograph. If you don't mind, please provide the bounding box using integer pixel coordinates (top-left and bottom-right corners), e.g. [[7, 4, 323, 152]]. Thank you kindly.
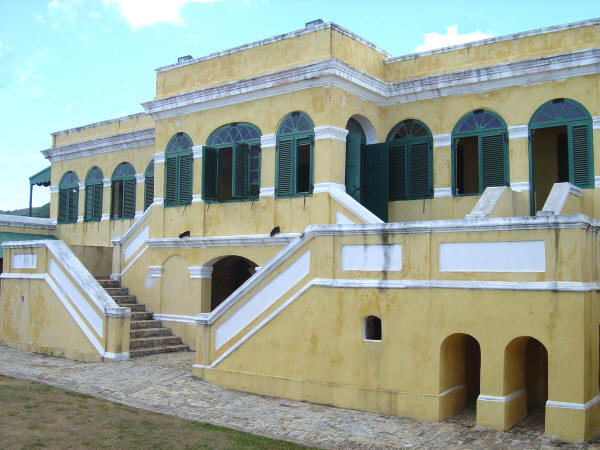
[[0, 0, 598, 210]]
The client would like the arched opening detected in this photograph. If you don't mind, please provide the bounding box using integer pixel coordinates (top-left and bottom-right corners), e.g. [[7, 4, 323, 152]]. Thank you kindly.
[[451, 109, 508, 197], [144, 161, 154, 211], [528, 98, 593, 215], [84, 167, 103, 222], [345, 115, 388, 222], [504, 336, 548, 432], [111, 162, 136, 220], [165, 132, 193, 207], [440, 333, 481, 421], [210, 256, 257, 311], [58, 171, 79, 224], [363, 315, 382, 341], [203, 123, 261, 202]]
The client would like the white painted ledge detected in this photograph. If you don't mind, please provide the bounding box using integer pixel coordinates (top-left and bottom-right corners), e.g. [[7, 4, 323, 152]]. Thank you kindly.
[[193, 146, 203, 159], [103, 178, 111, 188], [259, 187, 274, 197], [135, 173, 144, 183], [188, 266, 213, 279], [434, 187, 452, 198], [153, 152, 165, 164], [537, 182, 582, 216], [479, 390, 525, 403], [260, 134, 276, 148], [314, 126, 348, 142], [433, 134, 451, 148], [510, 181, 529, 192], [0, 214, 55, 230], [148, 266, 163, 278]]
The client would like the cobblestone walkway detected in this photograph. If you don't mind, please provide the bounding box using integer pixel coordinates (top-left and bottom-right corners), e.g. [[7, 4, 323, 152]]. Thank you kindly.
[[1, 346, 599, 449]]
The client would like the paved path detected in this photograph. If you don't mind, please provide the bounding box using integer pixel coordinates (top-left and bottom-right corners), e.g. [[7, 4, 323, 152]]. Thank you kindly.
[[1, 346, 598, 449]]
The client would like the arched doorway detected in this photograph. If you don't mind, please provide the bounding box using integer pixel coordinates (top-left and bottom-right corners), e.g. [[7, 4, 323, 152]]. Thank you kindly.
[[345, 115, 387, 221], [528, 99, 594, 214], [440, 333, 481, 420], [211, 256, 257, 311], [504, 337, 548, 432]]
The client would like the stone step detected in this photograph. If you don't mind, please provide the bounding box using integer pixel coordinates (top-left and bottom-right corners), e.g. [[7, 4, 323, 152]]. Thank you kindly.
[[129, 336, 184, 349], [130, 327, 172, 339], [111, 295, 137, 304], [119, 303, 145, 312], [129, 345, 190, 358], [97, 279, 120, 288], [104, 287, 129, 296], [130, 319, 163, 329], [131, 311, 154, 321]]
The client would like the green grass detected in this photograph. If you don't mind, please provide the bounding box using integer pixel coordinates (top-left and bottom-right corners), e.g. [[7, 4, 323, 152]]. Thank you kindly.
[[0, 375, 311, 449]]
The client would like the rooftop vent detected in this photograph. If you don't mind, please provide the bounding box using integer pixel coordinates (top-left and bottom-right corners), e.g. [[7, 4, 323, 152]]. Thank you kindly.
[[178, 55, 193, 63], [305, 19, 324, 28]]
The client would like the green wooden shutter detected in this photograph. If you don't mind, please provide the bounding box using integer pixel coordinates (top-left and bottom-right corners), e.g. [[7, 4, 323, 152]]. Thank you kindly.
[[276, 138, 294, 197], [164, 155, 178, 206], [68, 188, 78, 223], [388, 142, 406, 200], [178, 153, 192, 205], [58, 189, 68, 223], [202, 146, 218, 201], [84, 186, 94, 221], [408, 141, 432, 199], [144, 175, 154, 210], [122, 179, 136, 218], [249, 145, 261, 199], [364, 143, 389, 222], [345, 133, 362, 202], [93, 184, 103, 220], [232, 142, 249, 199], [570, 123, 592, 188], [481, 133, 507, 190]]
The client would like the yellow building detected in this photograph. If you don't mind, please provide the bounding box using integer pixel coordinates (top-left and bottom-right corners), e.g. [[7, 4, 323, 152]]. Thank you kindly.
[[1, 18, 600, 442]]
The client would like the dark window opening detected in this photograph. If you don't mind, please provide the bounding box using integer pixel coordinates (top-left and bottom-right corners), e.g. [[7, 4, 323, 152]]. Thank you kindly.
[[364, 315, 382, 341], [217, 147, 233, 201], [531, 126, 568, 212], [296, 142, 311, 193], [111, 180, 123, 218], [455, 136, 479, 195]]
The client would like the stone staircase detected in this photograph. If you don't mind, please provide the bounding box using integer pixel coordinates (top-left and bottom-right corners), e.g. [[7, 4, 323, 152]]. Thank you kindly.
[[97, 279, 189, 358]]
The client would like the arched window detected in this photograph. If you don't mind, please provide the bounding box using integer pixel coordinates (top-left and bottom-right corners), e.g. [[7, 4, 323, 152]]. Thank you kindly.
[[363, 315, 382, 341], [276, 112, 314, 198], [452, 109, 508, 196], [203, 123, 261, 202], [58, 171, 79, 224], [111, 162, 136, 219], [84, 167, 103, 222], [165, 132, 193, 207], [386, 119, 433, 200], [144, 161, 154, 211]]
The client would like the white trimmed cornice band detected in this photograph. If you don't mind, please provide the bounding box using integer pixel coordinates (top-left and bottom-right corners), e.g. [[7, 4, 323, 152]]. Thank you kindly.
[[0, 214, 55, 230], [146, 233, 298, 249], [42, 128, 155, 162], [188, 266, 213, 279], [314, 126, 348, 142], [142, 50, 600, 120]]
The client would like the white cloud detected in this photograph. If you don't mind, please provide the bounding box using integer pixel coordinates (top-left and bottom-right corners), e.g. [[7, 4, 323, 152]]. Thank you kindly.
[[34, 13, 47, 24], [89, 10, 102, 19], [102, 0, 220, 29], [48, 0, 82, 21], [415, 25, 493, 52]]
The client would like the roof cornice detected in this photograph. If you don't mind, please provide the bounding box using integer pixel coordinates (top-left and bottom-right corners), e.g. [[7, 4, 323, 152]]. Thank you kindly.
[[142, 49, 600, 120], [42, 128, 155, 162]]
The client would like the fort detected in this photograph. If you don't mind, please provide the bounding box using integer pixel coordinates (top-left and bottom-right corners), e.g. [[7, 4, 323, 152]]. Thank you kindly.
[[1, 18, 599, 442]]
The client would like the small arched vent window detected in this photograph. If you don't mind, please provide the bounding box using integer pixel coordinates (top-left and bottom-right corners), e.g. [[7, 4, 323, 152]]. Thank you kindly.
[[364, 315, 382, 341]]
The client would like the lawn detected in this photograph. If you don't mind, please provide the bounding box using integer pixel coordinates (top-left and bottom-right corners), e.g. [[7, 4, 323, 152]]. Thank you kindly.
[[0, 375, 309, 449]]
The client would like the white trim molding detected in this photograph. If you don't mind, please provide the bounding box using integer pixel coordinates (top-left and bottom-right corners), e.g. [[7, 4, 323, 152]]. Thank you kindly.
[[510, 181, 529, 192], [434, 187, 452, 198], [42, 129, 155, 163], [188, 266, 213, 279], [537, 182, 582, 216], [260, 134, 276, 149], [192, 146, 203, 159], [433, 134, 451, 148], [479, 389, 524, 403], [77, 181, 85, 190], [148, 266, 163, 278], [153, 314, 197, 324], [153, 152, 165, 164], [49, 186, 59, 194], [135, 173, 145, 183], [593, 116, 600, 130], [192, 194, 203, 203], [508, 124, 528, 139], [259, 187, 275, 197], [595, 176, 600, 189], [102, 178, 111, 188], [314, 126, 348, 142], [77, 216, 83, 223], [147, 233, 297, 249], [0, 214, 55, 230], [439, 384, 466, 397], [101, 213, 110, 221], [547, 394, 600, 411]]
